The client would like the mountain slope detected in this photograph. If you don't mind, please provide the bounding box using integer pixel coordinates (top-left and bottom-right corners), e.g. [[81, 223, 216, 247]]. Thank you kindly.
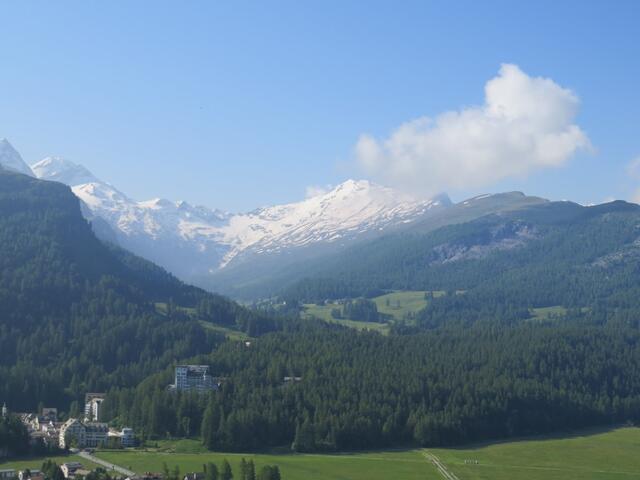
[[283, 199, 640, 328], [28, 153, 450, 288], [0, 138, 34, 176], [203, 191, 549, 299], [0, 168, 275, 411]]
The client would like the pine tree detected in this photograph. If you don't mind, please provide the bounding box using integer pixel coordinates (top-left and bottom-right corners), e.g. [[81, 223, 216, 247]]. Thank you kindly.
[[201, 401, 215, 449], [239, 459, 247, 480], [220, 459, 233, 480], [247, 460, 256, 480], [205, 463, 218, 480]]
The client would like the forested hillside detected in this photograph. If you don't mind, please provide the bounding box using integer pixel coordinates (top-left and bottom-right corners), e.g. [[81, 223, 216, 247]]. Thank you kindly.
[[0, 169, 276, 412], [102, 317, 640, 451], [284, 200, 640, 321]]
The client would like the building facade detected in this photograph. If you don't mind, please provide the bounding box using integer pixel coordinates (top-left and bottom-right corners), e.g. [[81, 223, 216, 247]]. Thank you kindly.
[[120, 427, 135, 447], [173, 365, 216, 392], [59, 419, 85, 449], [59, 419, 108, 449], [84, 394, 105, 422], [84, 423, 108, 447]]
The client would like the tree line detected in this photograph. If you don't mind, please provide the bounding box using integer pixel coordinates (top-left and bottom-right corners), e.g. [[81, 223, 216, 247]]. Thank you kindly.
[[102, 318, 640, 451]]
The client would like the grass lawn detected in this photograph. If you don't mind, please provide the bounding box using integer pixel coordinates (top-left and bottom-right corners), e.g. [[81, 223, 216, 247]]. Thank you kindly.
[[95, 446, 438, 480], [429, 426, 640, 480], [0, 454, 99, 471]]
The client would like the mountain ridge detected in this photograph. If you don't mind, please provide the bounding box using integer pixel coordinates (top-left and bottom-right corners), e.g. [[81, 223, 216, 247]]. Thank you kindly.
[[0, 138, 34, 177], [0, 142, 451, 287]]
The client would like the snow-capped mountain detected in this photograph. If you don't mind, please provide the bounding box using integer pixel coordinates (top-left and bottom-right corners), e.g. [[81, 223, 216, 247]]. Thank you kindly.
[[216, 180, 449, 266], [28, 153, 450, 283], [0, 139, 34, 176], [32, 156, 99, 185]]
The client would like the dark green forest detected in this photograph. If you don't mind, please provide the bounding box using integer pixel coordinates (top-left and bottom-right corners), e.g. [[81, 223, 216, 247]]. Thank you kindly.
[[0, 169, 277, 413], [101, 318, 640, 451]]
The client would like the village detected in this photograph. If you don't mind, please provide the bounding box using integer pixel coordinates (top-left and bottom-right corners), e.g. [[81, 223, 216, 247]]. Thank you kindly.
[[0, 366, 285, 480], [2, 364, 227, 453], [2, 393, 135, 452]]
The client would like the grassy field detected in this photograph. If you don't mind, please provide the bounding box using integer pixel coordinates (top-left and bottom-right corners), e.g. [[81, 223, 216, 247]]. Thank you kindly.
[[155, 302, 249, 341], [302, 290, 439, 334], [6, 427, 640, 479], [373, 290, 442, 319], [528, 305, 568, 321], [96, 442, 437, 480], [0, 455, 99, 471], [301, 304, 390, 334], [198, 321, 251, 342], [429, 426, 640, 480]]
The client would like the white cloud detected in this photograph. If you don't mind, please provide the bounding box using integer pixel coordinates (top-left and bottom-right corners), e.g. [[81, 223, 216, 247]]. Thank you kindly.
[[355, 64, 591, 196], [305, 184, 331, 198]]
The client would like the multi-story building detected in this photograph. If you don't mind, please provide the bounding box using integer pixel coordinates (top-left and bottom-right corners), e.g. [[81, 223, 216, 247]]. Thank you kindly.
[[120, 427, 135, 447], [84, 394, 105, 422], [84, 423, 108, 447], [172, 365, 216, 392], [108, 427, 135, 447], [59, 419, 107, 449], [59, 419, 85, 449]]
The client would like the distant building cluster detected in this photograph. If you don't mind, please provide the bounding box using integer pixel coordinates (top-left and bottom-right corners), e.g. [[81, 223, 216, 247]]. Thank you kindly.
[[169, 365, 220, 392], [60, 463, 93, 480], [4, 393, 135, 450], [0, 470, 45, 480], [0, 463, 99, 480]]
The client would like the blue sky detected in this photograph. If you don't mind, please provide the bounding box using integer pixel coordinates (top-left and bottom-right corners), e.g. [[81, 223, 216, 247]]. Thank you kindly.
[[0, 1, 639, 211]]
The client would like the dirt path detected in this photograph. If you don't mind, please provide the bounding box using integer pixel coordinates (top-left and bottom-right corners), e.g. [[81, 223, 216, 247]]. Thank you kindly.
[[78, 451, 136, 477], [423, 450, 461, 480]]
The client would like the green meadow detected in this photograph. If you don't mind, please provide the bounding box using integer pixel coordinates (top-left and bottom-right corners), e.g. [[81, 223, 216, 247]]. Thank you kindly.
[[301, 290, 441, 333], [372, 290, 441, 319], [301, 303, 391, 333], [430, 426, 640, 480], [95, 444, 436, 480], [4, 427, 640, 479], [91, 427, 640, 479]]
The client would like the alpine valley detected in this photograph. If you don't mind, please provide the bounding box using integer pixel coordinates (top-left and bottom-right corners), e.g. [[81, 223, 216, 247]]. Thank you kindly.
[[3, 137, 640, 462], [2, 138, 553, 299], [3, 139, 450, 297]]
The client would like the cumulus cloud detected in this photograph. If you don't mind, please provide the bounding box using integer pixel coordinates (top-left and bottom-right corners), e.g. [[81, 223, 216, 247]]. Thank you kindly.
[[355, 64, 591, 196]]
